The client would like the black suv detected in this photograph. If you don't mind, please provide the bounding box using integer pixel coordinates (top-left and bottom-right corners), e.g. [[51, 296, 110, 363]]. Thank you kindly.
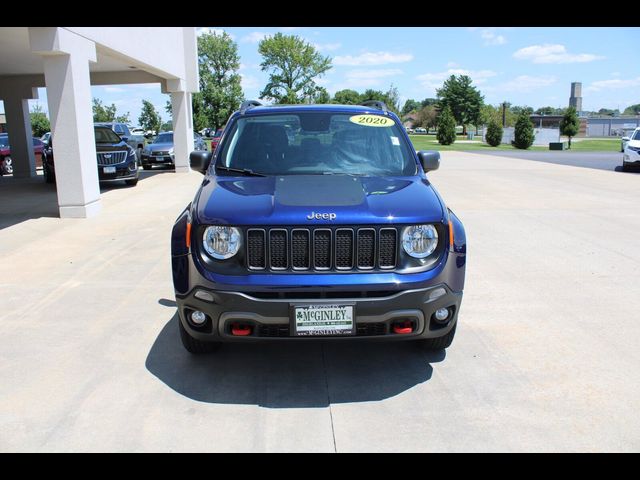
[[44, 126, 139, 186]]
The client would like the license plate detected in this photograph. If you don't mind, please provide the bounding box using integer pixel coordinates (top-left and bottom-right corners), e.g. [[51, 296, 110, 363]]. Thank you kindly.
[[103, 166, 116, 174], [293, 304, 354, 336]]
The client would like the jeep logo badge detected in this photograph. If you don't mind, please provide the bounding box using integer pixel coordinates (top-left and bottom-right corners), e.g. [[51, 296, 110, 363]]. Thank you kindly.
[[104, 154, 111, 158], [307, 212, 337, 221]]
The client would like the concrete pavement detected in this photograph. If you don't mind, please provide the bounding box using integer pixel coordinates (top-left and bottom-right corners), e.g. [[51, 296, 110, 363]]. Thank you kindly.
[[1, 154, 639, 452]]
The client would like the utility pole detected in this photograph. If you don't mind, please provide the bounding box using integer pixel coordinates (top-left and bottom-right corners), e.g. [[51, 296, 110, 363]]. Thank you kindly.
[[502, 102, 507, 127]]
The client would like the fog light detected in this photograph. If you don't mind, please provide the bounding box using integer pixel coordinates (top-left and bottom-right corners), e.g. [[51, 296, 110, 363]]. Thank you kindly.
[[434, 307, 450, 323], [190, 310, 207, 325], [128, 162, 137, 171]]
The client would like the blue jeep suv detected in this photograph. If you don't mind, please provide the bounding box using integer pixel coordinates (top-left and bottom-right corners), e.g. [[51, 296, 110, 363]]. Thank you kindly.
[[171, 101, 466, 353]]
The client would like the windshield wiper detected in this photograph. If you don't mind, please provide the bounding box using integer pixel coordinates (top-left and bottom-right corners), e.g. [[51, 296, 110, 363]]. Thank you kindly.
[[215, 165, 267, 177]]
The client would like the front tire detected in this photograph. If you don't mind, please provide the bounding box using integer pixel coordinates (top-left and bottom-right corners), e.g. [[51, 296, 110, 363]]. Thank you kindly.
[[44, 162, 55, 183], [179, 320, 219, 354], [417, 324, 457, 351], [142, 164, 152, 170], [622, 162, 629, 172]]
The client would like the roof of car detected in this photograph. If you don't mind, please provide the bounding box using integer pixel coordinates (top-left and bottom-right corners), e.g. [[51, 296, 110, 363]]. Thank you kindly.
[[240, 104, 395, 116]]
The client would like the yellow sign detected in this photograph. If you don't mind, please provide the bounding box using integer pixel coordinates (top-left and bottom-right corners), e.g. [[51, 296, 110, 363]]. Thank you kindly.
[[349, 114, 395, 127]]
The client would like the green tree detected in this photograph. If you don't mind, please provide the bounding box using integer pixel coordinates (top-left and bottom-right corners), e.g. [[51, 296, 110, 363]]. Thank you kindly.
[[485, 118, 503, 147], [402, 99, 421, 115], [138, 100, 162, 134], [92, 98, 117, 122], [421, 98, 438, 108], [436, 106, 456, 145], [160, 120, 173, 132], [513, 111, 534, 149], [312, 87, 331, 104], [623, 103, 640, 115], [195, 31, 244, 131], [30, 103, 50, 137], [332, 89, 361, 105], [535, 106, 556, 115], [416, 105, 438, 133], [597, 108, 619, 116], [258, 32, 331, 104], [511, 105, 534, 116], [115, 112, 130, 124], [559, 106, 580, 149], [436, 75, 483, 135], [360, 87, 401, 115]]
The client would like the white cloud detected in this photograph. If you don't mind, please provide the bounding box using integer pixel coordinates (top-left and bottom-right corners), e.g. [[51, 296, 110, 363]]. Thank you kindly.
[[314, 42, 342, 52], [480, 30, 506, 46], [446, 61, 459, 68], [585, 76, 640, 92], [103, 86, 125, 93], [333, 51, 414, 66], [416, 68, 497, 93], [335, 68, 404, 89], [513, 44, 604, 64], [240, 74, 260, 90], [241, 31, 271, 43], [495, 75, 557, 92], [469, 27, 509, 46]]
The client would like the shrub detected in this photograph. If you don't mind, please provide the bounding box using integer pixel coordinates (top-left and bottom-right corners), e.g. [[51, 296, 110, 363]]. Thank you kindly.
[[512, 111, 534, 149], [436, 106, 456, 145], [485, 119, 503, 147]]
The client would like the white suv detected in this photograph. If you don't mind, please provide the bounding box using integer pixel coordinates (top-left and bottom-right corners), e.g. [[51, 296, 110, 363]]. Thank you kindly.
[[622, 127, 640, 172]]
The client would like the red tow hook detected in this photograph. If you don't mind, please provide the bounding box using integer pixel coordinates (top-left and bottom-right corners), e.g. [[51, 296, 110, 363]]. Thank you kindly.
[[393, 321, 413, 334], [231, 324, 252, 336]]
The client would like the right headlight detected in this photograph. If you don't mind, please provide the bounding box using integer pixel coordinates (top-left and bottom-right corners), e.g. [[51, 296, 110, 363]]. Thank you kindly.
[[402, 224, 438, 258], [202, 226, 241, 260]]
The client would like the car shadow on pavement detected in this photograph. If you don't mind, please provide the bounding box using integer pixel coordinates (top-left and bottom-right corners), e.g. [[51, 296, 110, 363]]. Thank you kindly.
[[145, 311, 444, 408]]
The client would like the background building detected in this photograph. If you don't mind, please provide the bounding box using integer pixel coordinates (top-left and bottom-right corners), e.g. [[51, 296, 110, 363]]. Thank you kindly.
[[0, 27, 199, 218], [569, 82, 583, 114]]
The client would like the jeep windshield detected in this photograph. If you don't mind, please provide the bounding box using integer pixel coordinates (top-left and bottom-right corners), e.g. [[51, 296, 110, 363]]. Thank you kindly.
[[217, 112, 417, 176]]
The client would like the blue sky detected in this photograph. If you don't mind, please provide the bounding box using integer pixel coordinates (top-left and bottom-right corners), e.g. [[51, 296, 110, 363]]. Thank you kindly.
[[9, 27, 640, 125]]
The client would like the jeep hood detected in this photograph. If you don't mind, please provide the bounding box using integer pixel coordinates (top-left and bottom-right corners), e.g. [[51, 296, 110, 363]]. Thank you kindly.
[[196, 175, 444, 226]]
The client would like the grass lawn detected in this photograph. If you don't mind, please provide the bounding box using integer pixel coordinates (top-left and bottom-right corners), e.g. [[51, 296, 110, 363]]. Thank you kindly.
[[408, 135, 620, 153]]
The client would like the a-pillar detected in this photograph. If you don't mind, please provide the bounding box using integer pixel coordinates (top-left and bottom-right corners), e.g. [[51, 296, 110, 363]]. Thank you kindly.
[[166, 79, 193, 173], [3, 96, 37, 178], [30, 27, 100, 218]]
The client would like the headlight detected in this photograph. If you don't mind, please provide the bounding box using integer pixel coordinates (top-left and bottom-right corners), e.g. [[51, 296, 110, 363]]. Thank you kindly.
[[169, 147, 175, 155], [202, 226, 241, 259], [402, 224, 438, 258]]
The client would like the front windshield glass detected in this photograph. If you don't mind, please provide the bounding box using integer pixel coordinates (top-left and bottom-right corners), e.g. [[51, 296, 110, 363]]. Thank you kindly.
[[94, 127, 122, 143], [634, 130, 640, 140], [154, 133, 173, 143], [0, 135, 8, 147], [217, 112, 417, 176]]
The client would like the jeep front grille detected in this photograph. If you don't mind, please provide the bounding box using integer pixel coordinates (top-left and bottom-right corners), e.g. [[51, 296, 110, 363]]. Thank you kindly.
[[246, 227, 398, 272]]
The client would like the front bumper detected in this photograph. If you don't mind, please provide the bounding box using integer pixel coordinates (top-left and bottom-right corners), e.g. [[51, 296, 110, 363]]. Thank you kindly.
[[97, 162, 138, 182], [623, 151, 640, 167], [141, 153, 175, 165], [176, 283, 462, 342]]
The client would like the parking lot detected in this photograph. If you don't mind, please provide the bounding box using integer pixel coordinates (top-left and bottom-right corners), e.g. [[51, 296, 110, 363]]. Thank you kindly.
[[1, 152, 639, 452]]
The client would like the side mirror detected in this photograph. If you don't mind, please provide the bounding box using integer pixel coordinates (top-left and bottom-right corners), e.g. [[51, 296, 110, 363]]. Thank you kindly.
[[417, 150, 440, 172], [120, 136, 129, 142], [190, 150, 213, 175], [622, 137, 630, 142]]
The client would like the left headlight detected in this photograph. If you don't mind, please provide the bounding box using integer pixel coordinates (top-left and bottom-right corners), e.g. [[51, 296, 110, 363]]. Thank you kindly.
[[202, 226, 241, 260], [402, 224, 438, 258]]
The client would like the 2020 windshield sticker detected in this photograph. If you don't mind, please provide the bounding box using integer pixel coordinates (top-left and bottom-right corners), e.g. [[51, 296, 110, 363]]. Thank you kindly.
[[349, 114, 395, 127]]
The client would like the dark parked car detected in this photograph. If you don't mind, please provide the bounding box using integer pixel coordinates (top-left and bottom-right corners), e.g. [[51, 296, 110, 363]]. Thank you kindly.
[[172, 100, 466, 354], [140, 131, 206, 170], [43, 126, 139, 186], [0, 134, 46, 175]]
